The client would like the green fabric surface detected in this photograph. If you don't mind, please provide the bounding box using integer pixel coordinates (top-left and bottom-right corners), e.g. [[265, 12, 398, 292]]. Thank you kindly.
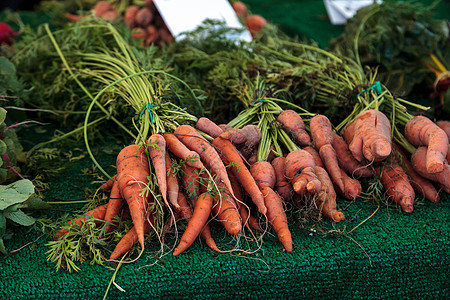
[[1, 1, 450, 299]]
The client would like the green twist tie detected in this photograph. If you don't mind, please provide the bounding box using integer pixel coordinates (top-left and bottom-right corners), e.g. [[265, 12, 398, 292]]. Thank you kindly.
[[252, 98, 266, 105], [357, 81, 382, 98], [139, 103, 157, 124]]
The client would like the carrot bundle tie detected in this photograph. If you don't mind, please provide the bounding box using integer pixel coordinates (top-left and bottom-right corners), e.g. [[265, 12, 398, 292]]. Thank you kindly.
[[139, 103, 157, 123], [356, 81, 382, 99]]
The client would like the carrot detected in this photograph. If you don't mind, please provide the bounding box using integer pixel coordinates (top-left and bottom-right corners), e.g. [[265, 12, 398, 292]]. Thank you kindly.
[[212, 137, 267, 215], [277, 110, 311, 146], [245, 14, 267, 37], [54, 204, 108, 240], [99, 174, 117, 190], [92, 1, 114, 17], [163, 133, 203, 169], [375, 164, 415, 213], [219, 128, 247, 145], [131, 27, 146, 40], [158, 28, 174, 43], [173, 192, 214, 256], [196, 117, 223, 138], [109, 214, 154, 261], [404, 116, 449, 174], [104, 181, 123, 233], [310, 114, 334, 148], [181, 165, 208, 202], [219, 124, 233, 132], [147, 134, 168, 206], [393, 144, 439, 203], [335, 169, 362, 200], [318, 144, 345, 193], [174, 191, 222, 253], [165, 152, 180, 209], [219, 125, 261, 148], [348, 110, 392, 163], [101, 11, 119, 21], [342, 122, 355, 145], [284, 149, 321, 195], [232, 1, 248, 18], [314, 166, 345, 222], [411, 146, 450, 192], [135, 7, 153, 27], [303, 146, 323, 167], [175, 125, 234, 199], [145, 25, 159, 45], [331, 132, 373, 178], [211, 184, 242, 235], [65, 13, 85, 22], [250, 161, 293, 252], [116, 144, 151, 250], [271, 157, 294, 201], [124, 5, 139, 28], [437, 121, 450, 139]]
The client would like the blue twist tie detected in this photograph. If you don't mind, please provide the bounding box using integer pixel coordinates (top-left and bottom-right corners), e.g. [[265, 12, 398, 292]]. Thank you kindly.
[[357, 81, 382, 98], [139, 103, 157, 124]]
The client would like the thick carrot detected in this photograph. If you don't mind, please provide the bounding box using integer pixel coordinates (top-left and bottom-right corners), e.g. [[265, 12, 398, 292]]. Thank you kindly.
[[310, 114, 334, 148], [147, 134, 168, 206], [220, 125, 261, 148], [349, 110, 392, 163], [232, 1, 248, 18], [250, 161, 293, 252], [104, 181, 123, 233], [163, 133, 203, 169], [437, 121, 450, 139], [284, 149, 321, 195], [405, 116, 449, 174], [54, 204, 108, 240], [219, 124, 233, 132], [271, 157, 294, 201], [196, 117, 223, 138], [116, 144, 151, 250], [393, 144, 439, 203], [165, 152, 180, 209], [211, 186, 242, 235], [109, 215, 154, 261], [92, 1, 114, 17], [303, 146, 323, 167], [411, 146, 450, 192], [331, 132, 373, 178], [314, 166, 345, 222], [375, 164, 415, 213], [277, 110, 311, 146], [175, 125, 234, 198], [212, 137, 267, 215], [124, 5, 139, 28], [173, 192, 214, 256], [335, 169, 362, 200], [342, 122, 355, 145], [219, 128, 247, 145], [135, 7, 153, 27]]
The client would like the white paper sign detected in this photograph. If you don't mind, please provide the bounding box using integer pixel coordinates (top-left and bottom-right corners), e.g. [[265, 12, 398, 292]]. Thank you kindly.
[[153, 0, 252, 42], [324, 0, 382, 25]]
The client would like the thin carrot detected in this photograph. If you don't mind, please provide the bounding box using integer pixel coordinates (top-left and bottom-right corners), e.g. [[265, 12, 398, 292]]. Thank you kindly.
[[348, 110, 392, 163], [405, 116, 449, 174], [314, 166, 345, 222], [99, 175, 117, 190], [165, 152, 180, 209], [271, 156, 294, 201], [250, 161, 293, 252], [277, 110, 311, 146], [196, 117, 223, 138], [303, 146, 323, 167], [375, 164, 415, 213], [212, 137, 267, 215], [116, 144, 151, 250], [173, 192, 214, 256], [175, 125, 234, 198], [163, 133, 203, 169], [147, 134, 168, 206]]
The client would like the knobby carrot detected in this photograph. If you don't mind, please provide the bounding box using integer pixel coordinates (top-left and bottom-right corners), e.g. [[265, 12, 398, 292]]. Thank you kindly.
[[277, 110, 311, 146], [314, 166, 345, 222], [271, 157, 294, 201], [147, 134, 168, 206], [285, 149, 321, 195], [411, 146, 450, 193], [405, 115, 449, 174]]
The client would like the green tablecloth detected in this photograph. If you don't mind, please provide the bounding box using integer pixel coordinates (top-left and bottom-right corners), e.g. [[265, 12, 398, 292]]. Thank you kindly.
[[1, 1, 450, 299]]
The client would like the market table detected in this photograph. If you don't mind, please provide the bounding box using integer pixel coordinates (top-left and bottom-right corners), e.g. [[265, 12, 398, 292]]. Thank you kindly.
[[1, 0, 450, 299]]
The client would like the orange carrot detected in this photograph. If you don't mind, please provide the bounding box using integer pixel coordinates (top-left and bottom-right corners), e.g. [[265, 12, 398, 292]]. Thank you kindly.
[[349, 110, 392, 163], [54, 204, 108, 240], [163, 133, 203, 169], [116, 144, 151, 250], [147, 134, 168, 206], [331, 132, 373, 178], [284, 149, 321, 195], [335, 169, 362, 200], [393, 144, 439, 203], [92, 1, 114, 17], [104, 181, 123, 233], [99, 174, 117, 190], [303, 146, 323, 167], [196, 117, 223, 138], [405, 116, 449, 174], [437, 121, 450, 139], [101, 11, 118, 21], [277, 110, 311, 146], [375, 164, 415, 213], [271, 157, 294, 201], [145, 25, 159, 45], [219, 124, 261, 148], [124, 5, 139, 28], [212, 137, 267, 215], [173, 192, 214, 256], [318, 144, 345, 193], [135, 7, 153, 27], [212, 184, 242, 235], [165, 152, 180, 209], [250, 161, 293, 252], [232, 1, 248, 18], [314, 166, 345, 222], [310, 114, 334, 148], [175, 125, 234, 197], [245, 14, 267, 37], [109, 214, 154, 261], [181, 165, 208, 202], [219, 124, 233, 132], [411, 146, 450, 192]]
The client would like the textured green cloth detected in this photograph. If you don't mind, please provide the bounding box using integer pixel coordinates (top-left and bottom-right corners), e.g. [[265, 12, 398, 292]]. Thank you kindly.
[[1, 1, 450, 299]]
